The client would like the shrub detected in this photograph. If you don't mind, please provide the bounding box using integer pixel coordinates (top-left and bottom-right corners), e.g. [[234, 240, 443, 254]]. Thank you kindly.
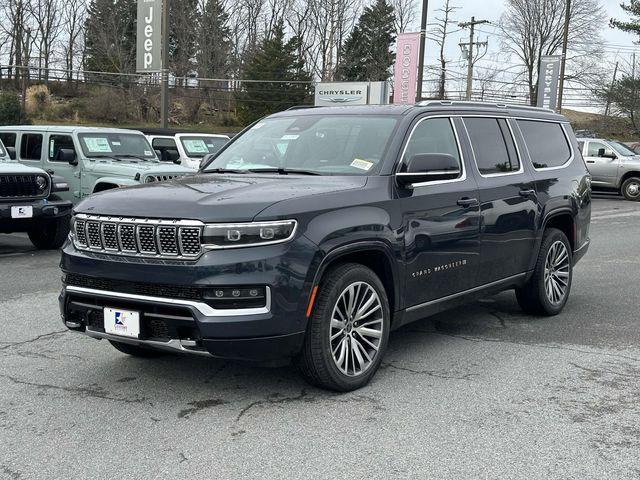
[[25, 85, 52, 118], [0, 91, 24, 125]]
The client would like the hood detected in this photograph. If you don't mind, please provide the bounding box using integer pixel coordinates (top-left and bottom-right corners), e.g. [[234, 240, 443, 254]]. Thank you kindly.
[[85, 159, 193, 178], [75, 173, 368, 222], [0, 162, 47, 175]]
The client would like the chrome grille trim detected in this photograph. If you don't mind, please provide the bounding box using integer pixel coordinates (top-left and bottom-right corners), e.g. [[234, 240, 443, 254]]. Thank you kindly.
[[72, 214, 204, 259]]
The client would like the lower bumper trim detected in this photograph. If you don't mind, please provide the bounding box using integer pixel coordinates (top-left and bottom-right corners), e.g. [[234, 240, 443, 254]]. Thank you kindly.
[[83, 329, 213, 357]]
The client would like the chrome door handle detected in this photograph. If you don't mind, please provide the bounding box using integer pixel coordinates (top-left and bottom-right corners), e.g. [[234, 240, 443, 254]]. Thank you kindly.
[[457, 198, 479, 208], [519, 189, 536, 197]]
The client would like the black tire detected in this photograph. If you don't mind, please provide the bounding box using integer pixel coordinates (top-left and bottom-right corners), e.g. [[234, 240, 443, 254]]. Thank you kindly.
[[297, 263, 390, 392], [621, 177, 640, 201], [516, 228, 573, 316], [109, 340, 165, 358], [28, 216, 70, 249]]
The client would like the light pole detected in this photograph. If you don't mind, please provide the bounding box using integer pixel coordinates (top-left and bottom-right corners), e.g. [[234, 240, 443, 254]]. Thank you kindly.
[[416, 0, 429, 102], [556, 0, 571, 113]]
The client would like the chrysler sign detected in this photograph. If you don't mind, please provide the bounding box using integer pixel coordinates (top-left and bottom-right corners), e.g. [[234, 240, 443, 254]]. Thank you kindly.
[[315, 83, 369, 106], [137, 0, 162, 72], [536, 55, 562, 110]]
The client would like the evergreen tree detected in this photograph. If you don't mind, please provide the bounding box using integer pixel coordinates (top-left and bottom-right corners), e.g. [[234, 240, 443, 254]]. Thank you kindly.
[[85, 0, 137, 74], [197, 0, 232, 78], [336, 0, 396, 81], [170, 0, 199, 82], [611, 0, 640, 38], [236, 21, 311, 124]]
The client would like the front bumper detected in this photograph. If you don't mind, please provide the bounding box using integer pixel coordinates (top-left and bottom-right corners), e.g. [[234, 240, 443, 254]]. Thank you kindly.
[[59, 235, 320, 363], [0, 198, 72, 232]]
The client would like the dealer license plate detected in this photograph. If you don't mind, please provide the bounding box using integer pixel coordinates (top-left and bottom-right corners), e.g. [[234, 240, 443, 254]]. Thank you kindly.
[[103, 308, 140, 338], [11, 206, 33, 219]]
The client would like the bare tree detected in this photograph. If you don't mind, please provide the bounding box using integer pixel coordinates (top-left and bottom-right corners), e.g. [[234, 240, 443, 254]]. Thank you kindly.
[[60, 0, 87, 83], [499, 0, 605, 104], [392, 0, 416, 33], [431, 0, 458, 99], [0, 0, 31, 83], [28, 0, 63, 82], [286, 0, 318, 67]]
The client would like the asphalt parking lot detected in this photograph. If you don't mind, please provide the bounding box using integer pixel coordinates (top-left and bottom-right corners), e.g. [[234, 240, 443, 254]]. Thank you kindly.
[[1, 195, 639, 479]]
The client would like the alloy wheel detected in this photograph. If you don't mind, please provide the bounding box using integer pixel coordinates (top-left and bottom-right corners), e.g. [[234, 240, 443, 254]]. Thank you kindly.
[[625, 181, 640, 199], [544, 240, 570, 305], [329, 281, 384, 377]]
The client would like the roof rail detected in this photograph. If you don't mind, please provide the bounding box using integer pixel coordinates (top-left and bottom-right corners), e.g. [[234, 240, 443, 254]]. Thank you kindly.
[[416, 100, 554, 113]]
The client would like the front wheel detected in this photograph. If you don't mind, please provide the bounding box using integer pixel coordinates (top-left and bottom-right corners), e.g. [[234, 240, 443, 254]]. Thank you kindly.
[[516, 228, 573, 316], [621, 177, 640, 201], [297, 263, 390, 392], [28, 216, 70, 249]]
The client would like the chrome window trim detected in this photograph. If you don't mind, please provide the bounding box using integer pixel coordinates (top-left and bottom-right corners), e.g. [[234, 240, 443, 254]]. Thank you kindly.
[[394, 115, 468, 188], [65, 285, 271, 317], [460, 116, 525, 178], [514, 120, 575, 172]]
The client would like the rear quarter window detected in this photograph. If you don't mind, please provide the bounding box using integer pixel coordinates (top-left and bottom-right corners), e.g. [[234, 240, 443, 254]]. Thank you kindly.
[[517, 120, 572, 169]]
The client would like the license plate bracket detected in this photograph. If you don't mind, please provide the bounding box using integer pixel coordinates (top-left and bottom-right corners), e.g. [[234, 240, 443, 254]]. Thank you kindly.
[[103, 308, 141, 338]]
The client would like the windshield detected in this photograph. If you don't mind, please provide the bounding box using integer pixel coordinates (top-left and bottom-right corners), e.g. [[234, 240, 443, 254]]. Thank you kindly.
[[610, 141, 637, 157], [205, 115, 398, 175], [78, 133, 156, 159], [180, 136, 228, 158]]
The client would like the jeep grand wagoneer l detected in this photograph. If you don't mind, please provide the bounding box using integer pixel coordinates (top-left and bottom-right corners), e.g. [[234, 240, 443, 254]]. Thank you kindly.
[[59, 102, 591, 391]]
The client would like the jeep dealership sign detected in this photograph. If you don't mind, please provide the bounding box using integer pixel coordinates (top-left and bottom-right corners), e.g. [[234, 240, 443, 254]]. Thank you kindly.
[[137, 0, 162, 72]]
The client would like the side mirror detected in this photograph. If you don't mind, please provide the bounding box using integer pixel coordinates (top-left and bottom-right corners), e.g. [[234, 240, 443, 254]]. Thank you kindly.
[[397, 153, 461, 187], [167, 149, 181, 164], [56, 148, 77, 165], [199, 153, 215, 171], [597, 148, 616, 159], [6, 146, 16, 160]]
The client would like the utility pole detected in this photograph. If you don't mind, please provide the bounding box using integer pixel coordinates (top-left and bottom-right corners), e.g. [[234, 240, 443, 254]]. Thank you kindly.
[[604, 61, 618, 117], [459, 17, 488, 101], [160, 0, 170, 128], [556, 0, 571, 113], [416, 0, 429, 102]]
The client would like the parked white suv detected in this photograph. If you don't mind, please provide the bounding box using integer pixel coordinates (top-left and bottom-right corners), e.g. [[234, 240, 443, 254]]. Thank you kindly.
[[577, 138, 640, 201], [146, 132, 230, 170]]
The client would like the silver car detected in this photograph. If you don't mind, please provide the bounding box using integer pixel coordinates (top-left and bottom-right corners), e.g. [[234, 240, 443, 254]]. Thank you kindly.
[[577, 138, 640, 201]]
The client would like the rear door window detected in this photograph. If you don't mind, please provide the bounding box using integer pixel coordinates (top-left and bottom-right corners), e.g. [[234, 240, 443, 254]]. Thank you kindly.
[[464, 118, 520, 175], [20, 133, 44, 160], [517, 120, 572, 168]]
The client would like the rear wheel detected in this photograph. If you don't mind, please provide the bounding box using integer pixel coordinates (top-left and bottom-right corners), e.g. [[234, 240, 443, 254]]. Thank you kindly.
[[109, 340, 165, 358], [298, 263, 390, 392], [516, 228, 573, 316], [621, 177, 640, 201], [28, 216, 70, 249]]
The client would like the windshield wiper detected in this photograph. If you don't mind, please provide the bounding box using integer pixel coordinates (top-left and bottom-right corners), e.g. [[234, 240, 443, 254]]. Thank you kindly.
[[247, 168, 322, 176], [90, 155, 121, 161], [206, 168, 250, 174]]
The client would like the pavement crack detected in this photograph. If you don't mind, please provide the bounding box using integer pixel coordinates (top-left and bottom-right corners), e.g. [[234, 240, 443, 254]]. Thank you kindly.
[[0, 374, 148, 405], [1, 465, 22, 479], [0, 330, 68, 351], [382, 362, 477, 380], [435, 332, 640, 363], [236, 389, 311, 423], [569, 362, 640, 379], [178, 398, 228, 419]]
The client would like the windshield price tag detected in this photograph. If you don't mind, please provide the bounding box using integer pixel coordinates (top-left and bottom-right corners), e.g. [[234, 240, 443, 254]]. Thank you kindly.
[[351, 158, 373, 171], [84, 137, 112, 153]]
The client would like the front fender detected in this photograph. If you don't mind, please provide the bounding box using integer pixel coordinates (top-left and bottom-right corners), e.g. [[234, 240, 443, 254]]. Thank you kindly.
[[91, 176, 138, 192]]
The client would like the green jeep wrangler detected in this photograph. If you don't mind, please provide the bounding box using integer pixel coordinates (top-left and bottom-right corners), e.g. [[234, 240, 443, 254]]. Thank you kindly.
[[0, 126, 193, 203], [1, 137, 73, 249]]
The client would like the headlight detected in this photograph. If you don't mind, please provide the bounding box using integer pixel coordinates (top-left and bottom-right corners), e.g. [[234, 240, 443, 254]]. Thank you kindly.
[[35, 175, 48, 191], [202, 220, 297, 248], [145, 176, 156, 183]]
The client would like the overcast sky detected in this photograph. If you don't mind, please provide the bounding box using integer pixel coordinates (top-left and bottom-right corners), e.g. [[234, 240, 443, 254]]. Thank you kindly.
[[413, 0, 639, 107]]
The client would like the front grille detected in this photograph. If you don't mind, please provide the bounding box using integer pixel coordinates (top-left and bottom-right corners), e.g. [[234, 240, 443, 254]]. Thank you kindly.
[[147, 174, 184, 183], [72, 215, 203, 259], [0, 174, 46, 199]]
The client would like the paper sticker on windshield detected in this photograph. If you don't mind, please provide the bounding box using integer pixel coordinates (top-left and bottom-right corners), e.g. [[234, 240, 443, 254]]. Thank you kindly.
[[281, 134, 299, 140], [183, 139, 209, 154], [144, 150, 152, 156], [83, 137, 112, 153], [351, 158, 373, 171]]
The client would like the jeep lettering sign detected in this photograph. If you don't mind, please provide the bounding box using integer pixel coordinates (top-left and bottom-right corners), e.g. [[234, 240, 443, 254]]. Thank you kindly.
[[314, 82, 369, 106], [136, 0, 162, 72]]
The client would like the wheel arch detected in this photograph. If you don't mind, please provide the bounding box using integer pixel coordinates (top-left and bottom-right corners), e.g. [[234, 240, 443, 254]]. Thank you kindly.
[[91, 177, 137, 193], [311, 242, 401, 317], [542, 209, 575, 251]]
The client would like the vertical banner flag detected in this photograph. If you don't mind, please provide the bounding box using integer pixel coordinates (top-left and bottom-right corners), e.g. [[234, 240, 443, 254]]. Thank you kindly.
[[536, 55, 562, 110], [137, 0, 162, 72], [393, 32, 421, 104]]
